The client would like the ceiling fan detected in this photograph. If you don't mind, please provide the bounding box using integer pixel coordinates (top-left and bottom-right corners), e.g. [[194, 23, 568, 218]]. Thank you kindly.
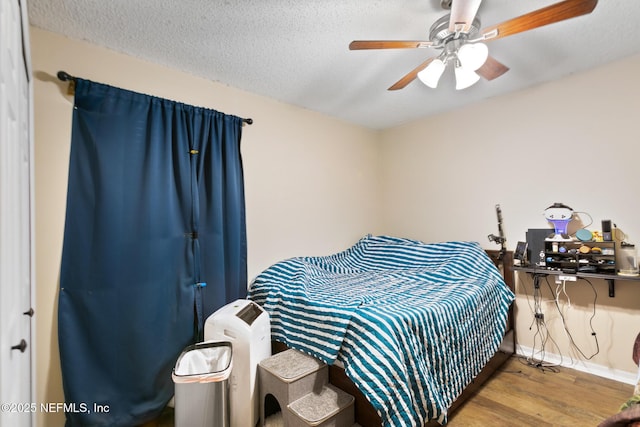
[[349, 0, 598, 91]]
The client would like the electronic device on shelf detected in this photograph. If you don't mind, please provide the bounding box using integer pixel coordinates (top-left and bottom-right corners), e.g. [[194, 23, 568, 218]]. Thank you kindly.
[[514, 241, 528, 265], [544, 202, 574, 242], [526, 228, 552, 267]]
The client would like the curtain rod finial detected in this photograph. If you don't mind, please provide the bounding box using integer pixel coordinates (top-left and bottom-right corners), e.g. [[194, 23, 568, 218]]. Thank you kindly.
[[57, 71, 76, 95], [57, 71, 74, 82]]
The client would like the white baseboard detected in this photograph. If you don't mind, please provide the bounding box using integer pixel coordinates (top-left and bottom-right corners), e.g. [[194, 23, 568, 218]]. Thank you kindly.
[[516, 345, 637, 385]]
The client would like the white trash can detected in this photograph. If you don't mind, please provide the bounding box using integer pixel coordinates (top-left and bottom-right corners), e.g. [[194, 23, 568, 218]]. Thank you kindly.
[[172, 341, 233, 427]]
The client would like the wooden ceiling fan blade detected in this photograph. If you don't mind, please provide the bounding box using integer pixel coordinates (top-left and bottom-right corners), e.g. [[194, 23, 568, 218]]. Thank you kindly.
[[476, 56, 509, 81], [349, 40, 434, 50], [449, 0, 483, 33], [388, 58, 435, 91], [481, 0, 597, 41]]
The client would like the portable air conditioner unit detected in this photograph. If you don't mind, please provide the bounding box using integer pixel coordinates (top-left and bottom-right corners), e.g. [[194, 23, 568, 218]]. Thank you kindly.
[[204, 299, 271, 427]]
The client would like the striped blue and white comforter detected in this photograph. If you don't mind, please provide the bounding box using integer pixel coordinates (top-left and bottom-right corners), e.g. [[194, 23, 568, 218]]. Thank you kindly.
[[248, 235, 515, 426]]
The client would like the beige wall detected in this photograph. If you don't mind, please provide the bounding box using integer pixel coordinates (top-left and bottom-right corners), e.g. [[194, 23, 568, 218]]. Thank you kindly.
[[31, 27, 382, 427], [379, 53, 640, 381]]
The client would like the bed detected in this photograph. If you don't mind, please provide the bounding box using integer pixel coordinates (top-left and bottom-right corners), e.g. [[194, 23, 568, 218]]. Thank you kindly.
[[248, 235, 515, 426]]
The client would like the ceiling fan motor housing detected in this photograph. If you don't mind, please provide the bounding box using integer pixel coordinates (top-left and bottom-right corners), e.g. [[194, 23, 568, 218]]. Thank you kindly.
[[429, 14, 481, 46]]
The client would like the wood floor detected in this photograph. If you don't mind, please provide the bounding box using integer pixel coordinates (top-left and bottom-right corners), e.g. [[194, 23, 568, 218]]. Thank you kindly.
[[444, 356, 632, 427], [145, 356, 633, 427]]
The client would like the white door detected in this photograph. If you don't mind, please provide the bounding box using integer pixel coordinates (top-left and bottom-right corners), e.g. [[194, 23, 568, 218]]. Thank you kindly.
[[0, 0, 34, 425]]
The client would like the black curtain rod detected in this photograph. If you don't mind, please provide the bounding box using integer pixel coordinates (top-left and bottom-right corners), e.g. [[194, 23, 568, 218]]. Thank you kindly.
[[56, 70, 253, 125]]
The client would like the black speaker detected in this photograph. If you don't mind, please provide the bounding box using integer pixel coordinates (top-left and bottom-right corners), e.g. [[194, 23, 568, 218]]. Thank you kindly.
[[602, 220, 612, 241], [526, 228, 551, 267]]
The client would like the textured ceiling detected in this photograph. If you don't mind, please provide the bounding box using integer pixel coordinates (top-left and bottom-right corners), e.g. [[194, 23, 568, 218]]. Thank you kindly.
[[28, 0, 640, 130]]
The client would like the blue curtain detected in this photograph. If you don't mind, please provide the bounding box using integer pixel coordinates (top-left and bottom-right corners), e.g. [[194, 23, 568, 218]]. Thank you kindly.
[[58, 79, 247, 426]]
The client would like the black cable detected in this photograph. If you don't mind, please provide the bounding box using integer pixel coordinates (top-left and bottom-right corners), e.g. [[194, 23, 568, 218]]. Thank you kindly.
[[521, 269, 600, 371], [517, 355, 560, 373], [525, 274, 563, 369], [545, 277, 600, 360]]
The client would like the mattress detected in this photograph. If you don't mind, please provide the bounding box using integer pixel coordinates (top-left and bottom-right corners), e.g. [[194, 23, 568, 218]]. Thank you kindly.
[[248, 235, 515, 426]]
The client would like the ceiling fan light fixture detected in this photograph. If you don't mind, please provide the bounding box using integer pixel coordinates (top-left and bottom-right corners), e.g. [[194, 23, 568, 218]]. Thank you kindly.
[[457, 42, 489, 71], [454, 62, 480, 90], [417, 59, 445, 88]]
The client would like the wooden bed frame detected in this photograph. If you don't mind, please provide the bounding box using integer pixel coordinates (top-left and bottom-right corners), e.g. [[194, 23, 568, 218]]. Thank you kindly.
[[272, 250, 516, 426]]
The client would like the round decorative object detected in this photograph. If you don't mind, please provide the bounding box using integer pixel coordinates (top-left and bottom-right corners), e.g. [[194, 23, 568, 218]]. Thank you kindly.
[[576, 229, 593, 242], [579, 245, 591, 254]]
